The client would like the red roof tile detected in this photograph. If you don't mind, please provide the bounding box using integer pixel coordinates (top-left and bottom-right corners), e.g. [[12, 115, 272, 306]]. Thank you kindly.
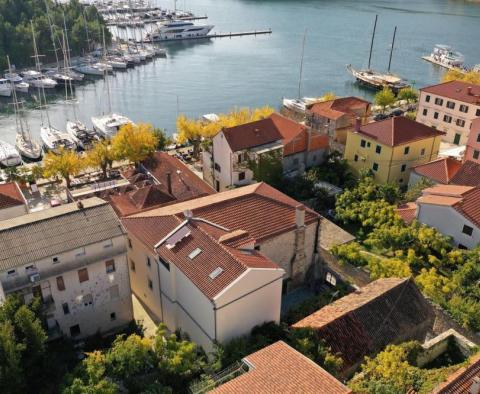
[[432, 352, 480, 393], [210, 341, 352, 394], [0, 183, 25, 210], [450, 161, 480, 186], [292, 278, 434, 374], [452, 187, 480, 227], [357, 116, 444, 147], [395, 202, 418, 224], [412, 158, 462, 184], [308, 97, 370, 120], [420, 80, 480, 105]]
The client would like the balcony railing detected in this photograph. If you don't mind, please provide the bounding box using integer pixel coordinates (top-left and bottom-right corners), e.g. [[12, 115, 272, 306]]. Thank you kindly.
[[2, 243, 127, 293]]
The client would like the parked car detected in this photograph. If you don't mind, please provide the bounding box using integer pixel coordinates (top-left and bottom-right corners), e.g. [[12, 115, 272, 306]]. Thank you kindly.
[[389, 108, 404, 117], [374, 113, 389, 121]]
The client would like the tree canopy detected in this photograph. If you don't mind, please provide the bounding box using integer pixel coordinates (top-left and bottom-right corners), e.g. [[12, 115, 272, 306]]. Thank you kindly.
[[43, 147, 86, 188], [111, 123, 158, 165], [374, 87, 396, 112], [442, 69, 480, 85]]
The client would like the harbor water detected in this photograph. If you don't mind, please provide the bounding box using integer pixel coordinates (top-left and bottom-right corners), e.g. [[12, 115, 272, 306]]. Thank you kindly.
[[1, 0, 480, 144]]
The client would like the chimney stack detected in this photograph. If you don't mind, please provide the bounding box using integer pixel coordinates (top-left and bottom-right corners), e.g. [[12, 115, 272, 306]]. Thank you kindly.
[[470, 376, 480, 394], [295, 205, 305, 228], [183, 209, 193, 220], [467, 86, 473, 96], [166, 172, 172, 195], [354, 117, 361, 132]]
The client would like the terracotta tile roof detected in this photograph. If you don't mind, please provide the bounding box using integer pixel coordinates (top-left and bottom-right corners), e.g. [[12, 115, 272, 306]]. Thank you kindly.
[[129, 182, 320, 243], [395, 202, 418, 224], [420, 80, 480, 105], [308, 97, 370, 120], [450, 161, 480, 186], [210, 341, 352, 394], [122, 215, 281, 300], [0, 182, 25, 210], [357, 116, 444, 147], [432, 352, 480, 393], [412, 158, 462, 184], [422, 184, 475, 197], [109, 152, 215, 216], [292, 278, 434, 374], [452, 187, 480, 227]]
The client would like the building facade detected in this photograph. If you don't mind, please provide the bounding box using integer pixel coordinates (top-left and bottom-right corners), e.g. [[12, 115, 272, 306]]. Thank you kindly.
[[0, 198, 133, 339], [464, 118, 480, 164], [416, 81, 480, 146], [344, 116, 444, 185], [0, 182, 28, 221]]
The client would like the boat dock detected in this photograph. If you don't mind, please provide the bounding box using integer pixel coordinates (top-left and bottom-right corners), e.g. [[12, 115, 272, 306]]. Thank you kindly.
[[143, 29, 272, 43]]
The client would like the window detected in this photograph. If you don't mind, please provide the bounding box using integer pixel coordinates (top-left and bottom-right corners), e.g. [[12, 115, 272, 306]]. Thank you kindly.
[[103, 239, 113, 248], [83, 293, 93, 307], [476, 133, 480, 143], [62, 303, 70, 315], [458, 244, 468, 250], [57, 276, 66, 291], [459, 104, 469, 113], [434, 98, 443, 106], [372, 162, 379, 172], [454, 133, 461, 145], [446, 101, 455, 109], [354, 154, 359, 162], [75, 247, 86, 257], [238, 153, 245, 163], [52, 256, 59, 264], [110, 312, 116, 321], [443, 115, 452, 123], [401, 164, 407, 172], [367, 142, 371, 147], [422, 108, 428, 116], [462, 225, 473, 236], [404, 146, 410, 155], [69, 324, 80, 337], [375, 145, 382, 154], [421, 148, 426, 156], [78, 268, 89, 283], [7, 269, 17, 277], [130, 260, 136, 272], [159, 257, 170, 271], [434, 112, 439, 120], [128, 238, 132, 249], [254, 245, 261, 251], [148, 279, 153, 290], [238, 172, 245, 181], [476, 109, 480, 116], [109, 285, 120, 300], [399, 178, 404, 183], [146, 256, 151, 267], [214, 162, 221, 172], [456, 119, 465, 127], [425, 95, 431, 103], [326, 272, 337, 286], [473, 150, 480, 160], [360, 139, 366, 148], [105, 259, 115, 273]]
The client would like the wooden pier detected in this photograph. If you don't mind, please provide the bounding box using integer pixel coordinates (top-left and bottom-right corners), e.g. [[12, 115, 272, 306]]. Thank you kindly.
[[142, 29, 272, 43]]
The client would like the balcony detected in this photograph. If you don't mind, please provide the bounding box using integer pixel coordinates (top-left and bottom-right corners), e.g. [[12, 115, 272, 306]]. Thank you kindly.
[[2, 243, 127, 293]]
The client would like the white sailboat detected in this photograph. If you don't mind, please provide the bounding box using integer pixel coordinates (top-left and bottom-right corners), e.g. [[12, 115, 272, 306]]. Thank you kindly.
[[6, 56, 42, 161], [4, 72, 29, 94], [0, 140, 21, 167], [91, 28, 133, 139], [0, 78, 12, 97]]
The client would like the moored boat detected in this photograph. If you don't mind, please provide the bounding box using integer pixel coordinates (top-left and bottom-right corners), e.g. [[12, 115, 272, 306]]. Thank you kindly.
[[91, 113, 133, 138], [66, 121, 100, 150], [145, 20, 214, 42], [0, 140, 22, 167], [0, 78, 12, 97], [40, 126, 77, 153]]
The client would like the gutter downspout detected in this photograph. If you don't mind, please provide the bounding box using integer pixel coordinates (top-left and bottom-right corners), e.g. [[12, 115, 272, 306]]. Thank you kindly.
[[156, 258, 165, 322]]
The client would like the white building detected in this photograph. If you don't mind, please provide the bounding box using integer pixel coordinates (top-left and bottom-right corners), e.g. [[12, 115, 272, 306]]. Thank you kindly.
[[416, 81, 480, 146], [202, 113, 328, 191], [416, 185, 480, 249], [0, 182, 28, 221], [0, 198, 133, 339]]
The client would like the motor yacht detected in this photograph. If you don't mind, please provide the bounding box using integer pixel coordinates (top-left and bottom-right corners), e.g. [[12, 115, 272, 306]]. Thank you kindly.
[[4, 73, 29, 93], [0, 140, 22, 167], [44, 69, 75, 85], [145, 21, 214, 42], [430, 45, 465, 68], [73, 63, 105, 76], [21, 70, 57, 89], [91, 113, 133, 138]]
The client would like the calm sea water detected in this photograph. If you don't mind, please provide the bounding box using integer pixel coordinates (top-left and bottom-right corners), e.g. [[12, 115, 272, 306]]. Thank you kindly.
[[1, 0, 480, 143]]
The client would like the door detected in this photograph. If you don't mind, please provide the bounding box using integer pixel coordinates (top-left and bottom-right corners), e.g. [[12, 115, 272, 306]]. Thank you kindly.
[[453, 133, 461, 145]]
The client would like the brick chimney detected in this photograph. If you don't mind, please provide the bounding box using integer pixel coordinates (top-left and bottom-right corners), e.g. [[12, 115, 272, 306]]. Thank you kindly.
[[467, 86, 473, 96], [471, 376, 480, 394], [166, 172, 172, 195], [354, 117, 361, 132]]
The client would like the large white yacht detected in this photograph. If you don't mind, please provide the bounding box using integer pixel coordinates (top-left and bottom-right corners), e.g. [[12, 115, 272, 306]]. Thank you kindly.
[[430, 45, 465, 68], [91, 114, 133, 138], [0, 140, 22, 167], [145, 20, 214, 42]]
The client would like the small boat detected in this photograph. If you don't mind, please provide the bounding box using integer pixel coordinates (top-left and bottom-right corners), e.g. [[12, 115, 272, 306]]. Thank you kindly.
[[4, 73, 29, 93], [0, 78, 12, 97], [73, 63, 105, 76], [64, 69, 85, 82], [0, 140, 22, 167], [21, 70, 57, 89], [66, 120, 100, 150], [282, 98, 306, 113], [91, 113, 133, 138], [428, 45, 465, 68], [145, 20, 214, 42], [107, 57, 128, 69], [44, 69, 74, 85], [40, 126, 77, 153]]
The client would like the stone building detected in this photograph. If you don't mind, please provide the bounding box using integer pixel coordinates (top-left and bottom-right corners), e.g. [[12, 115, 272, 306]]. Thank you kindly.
[[0, 182, 28, 221]]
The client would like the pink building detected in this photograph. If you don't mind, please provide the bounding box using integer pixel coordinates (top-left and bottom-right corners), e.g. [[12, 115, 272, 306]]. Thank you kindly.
[[464, 118, 480, 164]]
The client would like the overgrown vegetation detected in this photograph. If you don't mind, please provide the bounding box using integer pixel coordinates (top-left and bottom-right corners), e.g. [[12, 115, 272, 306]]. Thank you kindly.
[[0, 0, 110, 70]]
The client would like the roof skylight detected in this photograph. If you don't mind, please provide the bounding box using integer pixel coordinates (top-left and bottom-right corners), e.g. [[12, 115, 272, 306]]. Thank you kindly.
[[188, 248, 202, 260], [209, 267, 224, 280]]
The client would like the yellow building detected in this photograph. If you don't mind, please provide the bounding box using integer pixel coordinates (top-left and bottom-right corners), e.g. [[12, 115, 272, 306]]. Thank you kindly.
[[344, 116, 444, 185]]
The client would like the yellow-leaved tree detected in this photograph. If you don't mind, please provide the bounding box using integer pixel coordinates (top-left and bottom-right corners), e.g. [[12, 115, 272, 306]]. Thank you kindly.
[[43, 148, 85, 188], [112, 123, 158, 167], [176, 106, 274, 157], [442, 69, 480, 85], [86, 140, 116, 179]]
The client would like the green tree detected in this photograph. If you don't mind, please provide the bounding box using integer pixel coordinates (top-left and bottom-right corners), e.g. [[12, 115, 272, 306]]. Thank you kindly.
[[403, 177, 434, 202], [374, 87, 396, 113], [397, 87, 419, 103], [85, 140, 116, 179], [153, 128, 173, 151], [112, 123, 158, 167], [247, 149, 283, 188]]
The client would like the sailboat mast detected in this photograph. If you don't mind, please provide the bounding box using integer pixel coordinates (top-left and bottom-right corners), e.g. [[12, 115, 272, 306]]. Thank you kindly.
[[387, 26, 397, 73], [298, 29, 307, 100], [6, 56, 23, 139], [102, 27, 112, 115], [44, 0, 60, 69], [367, 14, 378, 70], [31, 20, 50, 127]]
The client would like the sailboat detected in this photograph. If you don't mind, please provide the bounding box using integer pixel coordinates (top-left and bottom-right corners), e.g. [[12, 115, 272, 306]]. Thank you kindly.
[[6, 56, 43, 161], [91, 28, 133, 138], [30, 22, 76, 154], [346, 16, 409, 93]]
